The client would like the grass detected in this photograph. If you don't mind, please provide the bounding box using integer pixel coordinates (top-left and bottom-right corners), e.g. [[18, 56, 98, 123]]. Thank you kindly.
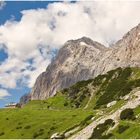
[[0, 106, 93, 139], [110, 121, 140, 139]]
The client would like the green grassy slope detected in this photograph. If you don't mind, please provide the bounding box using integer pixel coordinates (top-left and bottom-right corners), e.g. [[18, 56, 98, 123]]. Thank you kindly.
[[0, 108, 93, 139], [1, 67, 140, 139]]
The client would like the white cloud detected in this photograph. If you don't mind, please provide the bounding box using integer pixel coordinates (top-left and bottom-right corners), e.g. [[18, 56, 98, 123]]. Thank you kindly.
[[0, 1, 140, 93], [0, 1, 6, 10], [0, 89, 10, 99]]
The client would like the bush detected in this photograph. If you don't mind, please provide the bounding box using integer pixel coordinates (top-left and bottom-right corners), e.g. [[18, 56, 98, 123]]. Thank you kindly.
[[32, 129, 44, 139], [95, 68, 134, 108], [74, 101, 80, 108], [80, 115, 94, 126], [16, 103, 22, 108], [39, 128, 44, 132], [18, 122, 22, 125], [117, 125, 129, 134], [104, 119, 115, 126], [120, 108, 135, 120], [16, 126, 22, 129], [50, 126, 55, 130], [24, 125, 31, 129], [90, 119, 115, 139], [0, 132, 4, 136], [64, 102, 68, 106], [72, 114, 77, 117]]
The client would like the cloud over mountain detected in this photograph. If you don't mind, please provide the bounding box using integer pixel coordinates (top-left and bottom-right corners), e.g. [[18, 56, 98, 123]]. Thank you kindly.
[[0, 1, 140, 98]]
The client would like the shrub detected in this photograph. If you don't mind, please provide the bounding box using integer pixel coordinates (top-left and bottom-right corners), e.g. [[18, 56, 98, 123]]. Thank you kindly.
[[79, 94, 86, 102], [80, 115, 94, 126], [50, 126, 55, 130], [16, 103, 22, 108], [104, 119, 115, 126], [33, 130, 44, 139], [74, 101, 80, 108], [117, 125, 129, 134], [18, 122, 22, 125], [64, 102, 68, 106], [95, 68, 134, 108], [90, 119, 115, 139], [120, 108, 135, 120], [39, 128, 44, 132], [0, 132, 4, 136], [24, 125, 31, 129], [16, 126, 22, 129]]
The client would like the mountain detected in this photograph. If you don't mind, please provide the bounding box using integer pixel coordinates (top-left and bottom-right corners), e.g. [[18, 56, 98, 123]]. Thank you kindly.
[[3, 23, 140, 139], [28, 23, 140, 101], [30, 37, 107, 100]]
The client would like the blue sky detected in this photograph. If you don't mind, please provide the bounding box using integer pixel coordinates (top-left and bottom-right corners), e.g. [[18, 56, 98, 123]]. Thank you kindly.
[[0, 1, 55, 107], [0, 1, 55, 25]]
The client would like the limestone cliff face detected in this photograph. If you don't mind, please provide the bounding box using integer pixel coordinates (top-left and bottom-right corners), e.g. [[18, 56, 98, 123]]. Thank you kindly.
[[97, 23, 140, 74], [27, 23, 140, 100], [30, 37, 107, 100]]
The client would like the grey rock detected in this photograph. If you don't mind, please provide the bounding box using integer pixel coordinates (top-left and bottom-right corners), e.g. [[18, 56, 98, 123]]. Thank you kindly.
[[29, 23, 140, 100], [20, 93, 31, 105]]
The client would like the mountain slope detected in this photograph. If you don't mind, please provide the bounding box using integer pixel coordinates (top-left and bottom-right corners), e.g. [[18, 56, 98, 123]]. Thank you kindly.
[[33, 67, 140, 110], [1, 67, 140, 139], [27, 67, 140, 139], [28, 23, 140, 101]]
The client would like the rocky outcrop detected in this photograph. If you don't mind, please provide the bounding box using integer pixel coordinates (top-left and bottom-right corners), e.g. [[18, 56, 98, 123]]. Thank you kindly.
[[27, 23, 140, 100], [20, 93, 31, 105]]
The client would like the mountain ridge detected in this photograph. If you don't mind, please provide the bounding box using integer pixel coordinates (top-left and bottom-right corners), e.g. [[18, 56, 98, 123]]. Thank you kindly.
[[21, 23, 140, 102]]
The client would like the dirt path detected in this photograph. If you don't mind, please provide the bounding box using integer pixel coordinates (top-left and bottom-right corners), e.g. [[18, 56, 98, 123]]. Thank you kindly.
[[84, 92, 93, 109]]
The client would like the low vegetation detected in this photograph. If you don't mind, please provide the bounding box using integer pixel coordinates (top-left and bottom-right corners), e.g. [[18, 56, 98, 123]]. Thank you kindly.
[[0, 107, 93, 139], [1, 67, 140, 138], [120, 108, 135, 120], [117, 125, 130, 134], [53, 67, 140, 110], [90, 119, 115, 139]]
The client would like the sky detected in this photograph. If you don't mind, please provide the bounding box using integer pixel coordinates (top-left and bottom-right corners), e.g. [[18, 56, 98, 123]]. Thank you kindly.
[[0, 1, 140, 108], [0, 1, 54, 107]]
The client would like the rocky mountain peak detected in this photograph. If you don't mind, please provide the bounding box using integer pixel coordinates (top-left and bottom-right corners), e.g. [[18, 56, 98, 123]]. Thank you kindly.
[[30, 37, 106, 100], [20, 23, 140, 102], [64, 36, 107, 51], [114, 23, 140, 49]]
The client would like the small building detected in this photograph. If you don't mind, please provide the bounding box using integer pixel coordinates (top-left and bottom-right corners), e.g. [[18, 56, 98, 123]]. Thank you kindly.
[[5, 102, 17, 108]]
